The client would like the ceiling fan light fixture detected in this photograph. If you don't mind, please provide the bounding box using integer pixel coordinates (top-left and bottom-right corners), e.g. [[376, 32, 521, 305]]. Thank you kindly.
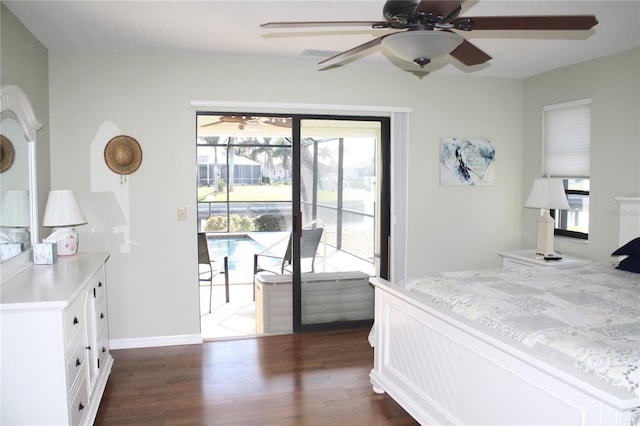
[[382, 30, 464, 68]]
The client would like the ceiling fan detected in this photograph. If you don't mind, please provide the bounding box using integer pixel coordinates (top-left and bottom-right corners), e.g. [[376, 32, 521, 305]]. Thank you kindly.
[[261, 0, 598, 68], [203, 115, 292, 130]]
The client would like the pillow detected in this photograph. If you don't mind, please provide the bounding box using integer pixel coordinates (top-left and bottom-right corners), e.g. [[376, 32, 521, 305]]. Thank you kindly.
[[616, 256, 640, 273], [612, 237, 640, 256]]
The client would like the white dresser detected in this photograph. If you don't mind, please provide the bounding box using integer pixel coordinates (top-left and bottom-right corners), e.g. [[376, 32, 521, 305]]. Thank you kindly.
[[1, 252, 112, 425]]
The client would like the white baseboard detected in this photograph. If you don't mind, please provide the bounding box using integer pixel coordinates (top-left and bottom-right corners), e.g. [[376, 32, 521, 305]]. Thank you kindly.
[[109, 333, 203, 350]]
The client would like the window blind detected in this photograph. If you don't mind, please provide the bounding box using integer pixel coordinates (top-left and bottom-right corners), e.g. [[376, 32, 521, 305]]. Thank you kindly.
[[543, 99, 591, 178]]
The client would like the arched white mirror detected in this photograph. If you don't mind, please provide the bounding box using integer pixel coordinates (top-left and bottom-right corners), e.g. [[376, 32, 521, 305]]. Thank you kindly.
[[0, 85, 42, 279]]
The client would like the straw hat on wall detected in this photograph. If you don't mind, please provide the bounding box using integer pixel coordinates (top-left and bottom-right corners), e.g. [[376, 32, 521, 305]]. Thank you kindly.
[[0, 135, 15, 173], [104, 135, 142, 175]]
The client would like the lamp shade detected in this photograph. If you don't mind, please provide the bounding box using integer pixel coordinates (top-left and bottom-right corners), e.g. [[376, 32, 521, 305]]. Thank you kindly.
[[0, 190, 30, 227], [525, 178, 570, 210], [42, 190, 87, 227], [382, 30, 463, 67]]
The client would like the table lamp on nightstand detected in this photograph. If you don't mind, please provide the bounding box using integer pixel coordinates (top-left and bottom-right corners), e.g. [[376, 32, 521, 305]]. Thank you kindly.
[[42, 190, 87, 256], [525, 177, 570, 256]]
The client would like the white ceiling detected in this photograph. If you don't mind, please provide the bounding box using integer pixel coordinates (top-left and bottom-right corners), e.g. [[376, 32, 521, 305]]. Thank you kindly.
[[4, 1, 640, 78]]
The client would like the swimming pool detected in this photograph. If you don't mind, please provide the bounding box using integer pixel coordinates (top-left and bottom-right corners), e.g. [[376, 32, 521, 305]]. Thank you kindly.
[[206, 235, 269, 271]]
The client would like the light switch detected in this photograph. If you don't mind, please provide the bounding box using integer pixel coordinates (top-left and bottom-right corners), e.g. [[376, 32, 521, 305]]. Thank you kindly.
[[177, 207, 187, 221]]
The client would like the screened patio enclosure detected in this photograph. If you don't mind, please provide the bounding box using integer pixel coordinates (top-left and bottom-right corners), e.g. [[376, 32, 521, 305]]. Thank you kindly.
[[198, 154, 262, 186]]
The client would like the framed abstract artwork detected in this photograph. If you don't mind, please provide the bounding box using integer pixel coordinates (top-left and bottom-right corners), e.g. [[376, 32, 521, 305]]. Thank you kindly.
[[440, 137, 496, 186]]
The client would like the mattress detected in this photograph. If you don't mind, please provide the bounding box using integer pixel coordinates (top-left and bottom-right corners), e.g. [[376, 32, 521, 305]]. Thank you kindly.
[[399, 263, 640, 398]]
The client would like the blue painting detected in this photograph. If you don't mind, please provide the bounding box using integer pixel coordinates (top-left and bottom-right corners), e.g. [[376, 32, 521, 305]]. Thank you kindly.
[[440, 138, 496, 186]]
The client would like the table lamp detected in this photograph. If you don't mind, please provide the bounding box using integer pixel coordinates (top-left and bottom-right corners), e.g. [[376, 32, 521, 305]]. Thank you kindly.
[[0, 190, 31, 246], [525, 177, 570, 256], [42, 190, 87, 256]]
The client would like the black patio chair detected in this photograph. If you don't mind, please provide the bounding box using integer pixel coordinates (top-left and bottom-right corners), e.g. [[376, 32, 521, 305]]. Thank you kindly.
[[198, 232, 229, 313], [253, 226, 324, 300]]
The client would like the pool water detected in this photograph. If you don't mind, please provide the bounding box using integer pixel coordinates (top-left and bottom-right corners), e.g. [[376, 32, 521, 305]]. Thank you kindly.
[[207, 236, 269, 271]]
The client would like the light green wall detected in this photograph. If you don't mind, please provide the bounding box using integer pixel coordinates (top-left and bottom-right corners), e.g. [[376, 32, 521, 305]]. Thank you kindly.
[[522, 48, 640, 262], [47, 51, 524, 341], [0, 4, 50, 232]]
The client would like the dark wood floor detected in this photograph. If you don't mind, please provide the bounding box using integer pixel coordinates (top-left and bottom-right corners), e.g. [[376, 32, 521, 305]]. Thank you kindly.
[[95, 328, 418, 425]]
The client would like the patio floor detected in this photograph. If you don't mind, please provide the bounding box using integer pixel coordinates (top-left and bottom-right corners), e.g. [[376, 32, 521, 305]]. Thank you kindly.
[[200, 281, 256, 340], [200, 240, 375, 341]]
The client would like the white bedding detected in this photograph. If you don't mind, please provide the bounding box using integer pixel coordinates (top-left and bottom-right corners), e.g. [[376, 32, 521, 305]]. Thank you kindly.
[[398, 263, 640, 398]]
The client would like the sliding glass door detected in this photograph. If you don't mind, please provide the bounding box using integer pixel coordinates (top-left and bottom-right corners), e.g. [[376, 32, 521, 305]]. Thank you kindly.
[[293, 116, 390, 331], [196, 112, 389, 335]]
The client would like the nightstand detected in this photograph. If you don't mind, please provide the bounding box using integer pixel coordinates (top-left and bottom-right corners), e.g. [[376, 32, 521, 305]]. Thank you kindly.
[[498, 249, 591, 270]]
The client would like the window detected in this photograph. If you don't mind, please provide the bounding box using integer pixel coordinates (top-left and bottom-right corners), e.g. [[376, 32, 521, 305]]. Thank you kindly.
[[543, 99, 591, 239]]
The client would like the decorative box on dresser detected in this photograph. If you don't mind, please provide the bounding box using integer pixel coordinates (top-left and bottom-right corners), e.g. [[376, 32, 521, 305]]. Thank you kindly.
[[1, 252, 112, 425]]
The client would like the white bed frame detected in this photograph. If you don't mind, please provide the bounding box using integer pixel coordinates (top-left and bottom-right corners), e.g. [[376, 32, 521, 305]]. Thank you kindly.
[[370, 197, 640, 425]]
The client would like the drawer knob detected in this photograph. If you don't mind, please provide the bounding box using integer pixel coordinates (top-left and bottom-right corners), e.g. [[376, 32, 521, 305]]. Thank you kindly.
[[100, 313, 105, 319], [73, 316, 79, 325], [86, 345, 92, 350], [101, 346, 106, 353], [75, 358, 82, 367], [78, 402, 85, 411], [98, 281, 103, 287]]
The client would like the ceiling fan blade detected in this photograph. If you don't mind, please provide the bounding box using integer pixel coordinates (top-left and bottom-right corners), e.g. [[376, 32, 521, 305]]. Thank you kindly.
[[449, 38, 492, 66], [452, 15, 598, 31], [261, 21, 391, 29], [263, 117, 292, 128], [203, 116, 253, 127], [318, 33, 395, 66], [202, 121, 223, 128], [414, 0, 465, 19]]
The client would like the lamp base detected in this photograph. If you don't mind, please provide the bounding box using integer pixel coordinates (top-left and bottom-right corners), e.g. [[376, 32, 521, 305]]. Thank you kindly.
[[44, 227, 80, 256], [535, 209, 556, 256]]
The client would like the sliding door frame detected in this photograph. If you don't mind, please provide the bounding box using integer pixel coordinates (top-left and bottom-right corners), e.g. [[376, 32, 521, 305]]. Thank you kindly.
[[190, 100, 411, 323], [291, 113, 390, 332]]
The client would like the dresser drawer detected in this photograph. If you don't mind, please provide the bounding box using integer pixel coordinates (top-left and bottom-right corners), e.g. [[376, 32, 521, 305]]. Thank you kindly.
[[65, 311, 85, 359], [92, 266, 107, 300], [95, 292, 108, 327], [502, 258, 534, 270], [64, 297, 84, 342], [69, 372, 89, 426], [96, 323, 110, 371], [66, 333, 86, 388], [94, 292, 109, 372]]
